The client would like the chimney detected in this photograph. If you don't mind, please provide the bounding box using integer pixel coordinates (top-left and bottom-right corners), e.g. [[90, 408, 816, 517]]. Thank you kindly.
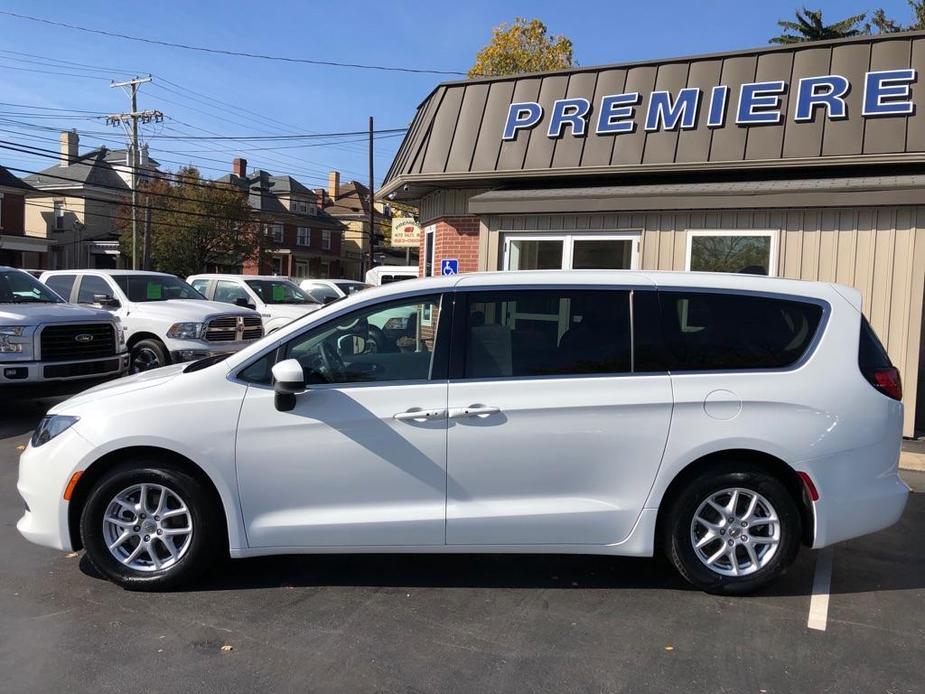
[[60, 129, 78, 166], [328, 170, 340, 199], [233, 157, 247, 178]]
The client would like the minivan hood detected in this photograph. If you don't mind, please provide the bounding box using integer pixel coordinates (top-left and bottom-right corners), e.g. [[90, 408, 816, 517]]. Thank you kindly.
[[0, 302, 115, 324], [128, 299, 256, 322], [50, 363, 187, 413]]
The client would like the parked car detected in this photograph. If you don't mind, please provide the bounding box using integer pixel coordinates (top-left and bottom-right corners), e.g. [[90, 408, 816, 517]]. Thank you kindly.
[[0, 266, 128, 391], [299, 278, 370, 304], [188, 274, 322, 333], [17, 270, 907, 594], [39, 270, 263, 373], [364, 265, 418, 286]]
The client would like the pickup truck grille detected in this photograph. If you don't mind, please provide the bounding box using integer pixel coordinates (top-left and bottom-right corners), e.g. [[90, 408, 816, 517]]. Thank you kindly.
[[40, 323, 117, 361], [204, 315, 263, 343]]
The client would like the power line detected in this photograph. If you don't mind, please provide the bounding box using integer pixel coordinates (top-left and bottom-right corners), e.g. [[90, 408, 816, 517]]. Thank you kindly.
[[0, 10, 469, 76]]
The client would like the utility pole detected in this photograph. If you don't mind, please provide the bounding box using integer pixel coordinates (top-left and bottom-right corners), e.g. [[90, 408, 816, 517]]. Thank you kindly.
[[107, 76, 162, 270], [368, 115, 375, 273]]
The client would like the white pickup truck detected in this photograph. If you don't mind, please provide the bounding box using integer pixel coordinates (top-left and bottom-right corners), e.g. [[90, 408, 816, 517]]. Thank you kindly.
[[187, 274, 322, 333], [1, 266, 128, 391], [39, 270, 263, 373]]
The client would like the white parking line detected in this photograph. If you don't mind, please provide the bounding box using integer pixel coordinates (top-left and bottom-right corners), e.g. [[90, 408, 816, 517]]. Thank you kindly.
[[807, 548, 834, 631]]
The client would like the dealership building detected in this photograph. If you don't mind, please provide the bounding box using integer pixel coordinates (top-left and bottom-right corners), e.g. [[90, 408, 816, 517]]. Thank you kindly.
[[380, 32, 925, 436]]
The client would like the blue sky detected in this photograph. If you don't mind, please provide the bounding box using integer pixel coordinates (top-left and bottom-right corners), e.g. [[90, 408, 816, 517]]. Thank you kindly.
[[0, 1, 918, 189]]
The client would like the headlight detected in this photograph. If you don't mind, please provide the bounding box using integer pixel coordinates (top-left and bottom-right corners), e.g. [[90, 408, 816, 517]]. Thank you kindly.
[[167, 322, 203, 339], [0, 326, 28, 353], [113, 318, 126, 346], [31, 415, 80, 448]]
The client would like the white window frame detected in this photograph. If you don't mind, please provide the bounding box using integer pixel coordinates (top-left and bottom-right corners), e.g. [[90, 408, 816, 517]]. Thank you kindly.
[[685, 229, 779, 277], [502, 232, 641, 271], [424, 224, 436, 277], [296, 227, 311, 246], [321, 230, 332, 250]]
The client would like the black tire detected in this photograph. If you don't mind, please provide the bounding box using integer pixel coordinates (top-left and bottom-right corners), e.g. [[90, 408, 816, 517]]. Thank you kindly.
[[663, 465, 801, 595], [131, 338, 170, 373], [79, 460, 223, 591]]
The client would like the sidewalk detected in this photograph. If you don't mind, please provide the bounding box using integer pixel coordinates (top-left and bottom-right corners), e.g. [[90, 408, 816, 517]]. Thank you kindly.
[[901, 439, 925, 472]]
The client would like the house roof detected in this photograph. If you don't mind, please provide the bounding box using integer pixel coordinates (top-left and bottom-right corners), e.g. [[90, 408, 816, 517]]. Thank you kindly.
[[24, 147, 129, 191], [326, 180, 389, 221], [216, 170, 345, 229], [0, 163, 36, 193]]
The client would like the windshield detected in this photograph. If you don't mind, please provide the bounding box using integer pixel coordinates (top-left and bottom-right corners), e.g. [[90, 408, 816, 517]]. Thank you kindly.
[[335, 281, 371, 295], [113, 274, 205, 302], [0, 269, 63, 304], [245, 279, 317, 305]]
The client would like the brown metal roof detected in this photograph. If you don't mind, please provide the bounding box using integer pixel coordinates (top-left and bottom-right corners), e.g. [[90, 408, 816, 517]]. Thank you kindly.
[[382, 31, 925, 198]]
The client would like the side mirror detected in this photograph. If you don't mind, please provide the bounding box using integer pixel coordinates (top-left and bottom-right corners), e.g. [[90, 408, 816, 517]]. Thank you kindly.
[[93, 294, 121, 309], [234, 297, 257, 311], [271, 358, 305, 412]]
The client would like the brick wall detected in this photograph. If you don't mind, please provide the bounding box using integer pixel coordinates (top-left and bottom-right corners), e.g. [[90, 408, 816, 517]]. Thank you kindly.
[[418, 215, 480, 277]]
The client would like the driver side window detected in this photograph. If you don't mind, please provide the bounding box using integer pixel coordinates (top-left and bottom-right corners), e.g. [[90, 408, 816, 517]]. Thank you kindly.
[[246, 294, 443, 386]]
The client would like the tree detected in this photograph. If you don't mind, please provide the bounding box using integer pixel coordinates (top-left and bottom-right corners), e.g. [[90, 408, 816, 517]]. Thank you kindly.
[[118, 167, 265, 277], [770, 7, 867, 44], [868, 1, 925, 32], [468, 18, 574, 78]]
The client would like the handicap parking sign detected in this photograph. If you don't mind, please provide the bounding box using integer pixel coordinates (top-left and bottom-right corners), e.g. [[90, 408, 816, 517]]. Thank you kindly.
[[441, 258, 459, 276]]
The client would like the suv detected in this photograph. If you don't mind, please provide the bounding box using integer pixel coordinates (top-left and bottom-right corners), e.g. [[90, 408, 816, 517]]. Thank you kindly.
[[187, 274, 322, 333], [17, 271, 907, 593], [39, 270, 263, 373], [0, 267, 128, 390]]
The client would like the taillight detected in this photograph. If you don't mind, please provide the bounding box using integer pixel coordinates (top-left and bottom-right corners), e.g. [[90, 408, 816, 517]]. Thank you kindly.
[[867, 366, 902, 401]]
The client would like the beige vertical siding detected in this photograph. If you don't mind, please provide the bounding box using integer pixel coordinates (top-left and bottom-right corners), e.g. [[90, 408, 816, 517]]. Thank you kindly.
[[482, 205, 925, 436]]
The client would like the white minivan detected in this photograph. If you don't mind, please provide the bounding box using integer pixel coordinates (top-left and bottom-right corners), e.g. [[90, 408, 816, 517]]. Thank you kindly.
[[17, 271, 908, 594]]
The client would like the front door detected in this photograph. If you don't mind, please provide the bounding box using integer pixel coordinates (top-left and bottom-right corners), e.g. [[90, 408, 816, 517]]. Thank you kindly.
[[235, 293, 450, 548], [445, 287, 672, 546]]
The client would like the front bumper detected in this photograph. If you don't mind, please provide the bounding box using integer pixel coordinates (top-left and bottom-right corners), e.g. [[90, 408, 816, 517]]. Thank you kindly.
[[17, 426, 97, 552], [165, 338, 258, 364], [0, 353, 129, 385]]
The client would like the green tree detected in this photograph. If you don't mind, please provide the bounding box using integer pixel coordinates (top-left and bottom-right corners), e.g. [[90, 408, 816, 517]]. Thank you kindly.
[[469, 18, 574, 78], [118, 167, 264, 277], [868, 1, 925, 32], [770, 7, 867, 44]]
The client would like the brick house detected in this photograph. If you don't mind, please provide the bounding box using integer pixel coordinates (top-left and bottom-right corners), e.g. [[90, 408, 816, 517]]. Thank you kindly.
[[0, 163, 44, 268], [218, 159, 346, 278]]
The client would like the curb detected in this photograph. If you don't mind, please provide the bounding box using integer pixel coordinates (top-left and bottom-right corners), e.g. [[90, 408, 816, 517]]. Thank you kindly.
[[900, 451, 925, 472]]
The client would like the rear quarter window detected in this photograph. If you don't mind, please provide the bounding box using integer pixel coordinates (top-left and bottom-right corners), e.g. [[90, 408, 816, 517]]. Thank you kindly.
[[657, 291, 824, 371]]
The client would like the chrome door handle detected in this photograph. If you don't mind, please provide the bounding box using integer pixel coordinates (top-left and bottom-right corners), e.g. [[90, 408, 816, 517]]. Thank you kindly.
[[393, 408, 446, 421], [448, 405, 501, 419]]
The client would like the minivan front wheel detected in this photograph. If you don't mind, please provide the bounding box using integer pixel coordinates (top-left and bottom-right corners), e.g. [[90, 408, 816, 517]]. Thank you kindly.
[[664, 467, 801, 594], [80, 461, 221, 590]]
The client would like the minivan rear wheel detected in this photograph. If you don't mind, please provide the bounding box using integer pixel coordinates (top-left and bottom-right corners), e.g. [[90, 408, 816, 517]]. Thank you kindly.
[[80, 461, 221, 591], [664, 467, 801, 594]]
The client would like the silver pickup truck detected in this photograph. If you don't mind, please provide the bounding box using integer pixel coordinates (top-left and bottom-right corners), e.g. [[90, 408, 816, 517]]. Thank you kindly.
[[0, 266, 128, 391]]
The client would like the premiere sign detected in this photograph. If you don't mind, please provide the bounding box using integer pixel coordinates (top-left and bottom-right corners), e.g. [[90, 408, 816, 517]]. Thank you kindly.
[[502, 69, 917, 140], [391, 217, 422, 248]]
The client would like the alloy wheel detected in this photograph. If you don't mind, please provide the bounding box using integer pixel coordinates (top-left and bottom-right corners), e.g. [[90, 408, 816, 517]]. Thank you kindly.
[[689, 487, 781, 577], [131, 348, 161, 373], [101, 483, 193, 572]]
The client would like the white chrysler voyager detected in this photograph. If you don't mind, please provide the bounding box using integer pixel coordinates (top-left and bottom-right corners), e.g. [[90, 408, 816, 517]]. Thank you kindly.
[[17, 271, 908, 593]]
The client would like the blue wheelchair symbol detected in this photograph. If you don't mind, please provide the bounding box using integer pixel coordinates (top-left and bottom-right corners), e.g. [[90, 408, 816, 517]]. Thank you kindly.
[[441, 259, 459, 276]]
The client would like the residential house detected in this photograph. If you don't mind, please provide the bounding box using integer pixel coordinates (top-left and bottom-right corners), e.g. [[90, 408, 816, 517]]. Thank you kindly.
[[322, 170, 410, 280], [0, 164, 43, 268], [218, 158, 346, 279], [23, 130, 159, 270]]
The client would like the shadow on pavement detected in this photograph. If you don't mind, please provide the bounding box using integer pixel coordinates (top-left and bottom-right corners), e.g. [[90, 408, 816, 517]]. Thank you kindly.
[[75, 494, 923, 598], [0, 399, 56, 439]]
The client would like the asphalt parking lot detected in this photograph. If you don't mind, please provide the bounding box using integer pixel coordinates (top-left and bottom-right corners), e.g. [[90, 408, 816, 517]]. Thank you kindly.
[[1, 400, 923, 694]]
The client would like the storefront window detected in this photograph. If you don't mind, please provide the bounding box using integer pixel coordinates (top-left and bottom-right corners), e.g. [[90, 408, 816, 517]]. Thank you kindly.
[[504, 234, 639, 271], [686, 231, 778, 276]]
